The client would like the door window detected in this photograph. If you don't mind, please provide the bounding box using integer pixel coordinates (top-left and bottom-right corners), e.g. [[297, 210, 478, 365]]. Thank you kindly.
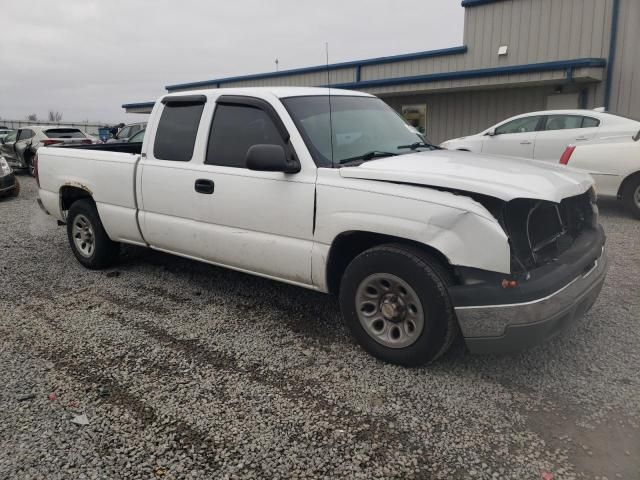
[[153, 102, 205, 161], [543, 115, 601, 131], [116, 126, 131, 139], [580, 117, 600, 128], [206, 104, 285, 168], [495, 116, 541, 135], [4, 131, 17, 143], [17, 129, 35, 141]]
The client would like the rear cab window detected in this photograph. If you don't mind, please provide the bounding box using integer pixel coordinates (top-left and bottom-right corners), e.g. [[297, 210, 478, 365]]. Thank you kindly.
[[153, 96, 206, 161]]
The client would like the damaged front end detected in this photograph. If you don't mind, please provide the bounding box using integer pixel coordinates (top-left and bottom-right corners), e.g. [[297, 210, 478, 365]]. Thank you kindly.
[[501, 188, 598, 274], [449, 187, 607, 354]]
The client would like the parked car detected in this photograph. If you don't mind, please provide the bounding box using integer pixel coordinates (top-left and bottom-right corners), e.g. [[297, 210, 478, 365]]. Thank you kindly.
[[0, 128, 14, 141], [107, 122, 146, 143], [0, 156, 19, 198], [128, 129, 145, 143], [441, 110, 640, 161], [36, 87, 607, 366], [559, 133, 640, 218], [0, 131, 18, 165], [0, 126, 92, 175]]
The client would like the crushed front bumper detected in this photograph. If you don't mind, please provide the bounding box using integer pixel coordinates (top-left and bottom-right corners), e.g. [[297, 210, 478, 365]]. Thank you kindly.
[[451, 228, 607, 354]]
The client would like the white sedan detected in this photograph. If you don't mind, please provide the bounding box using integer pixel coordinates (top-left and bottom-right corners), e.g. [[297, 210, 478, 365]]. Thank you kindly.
[[559, 134, 640, 218], [441, 109, 640, 161]]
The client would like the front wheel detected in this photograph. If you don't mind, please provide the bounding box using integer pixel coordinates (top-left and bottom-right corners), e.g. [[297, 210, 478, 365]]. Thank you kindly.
[[66, 199, 119, 269], [339, 244, 458, 367], [622, 176, 640, 219]]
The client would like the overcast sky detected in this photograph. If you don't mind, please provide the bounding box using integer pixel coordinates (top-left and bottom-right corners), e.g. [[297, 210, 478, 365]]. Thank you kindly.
[[0, 1, 464, 124]]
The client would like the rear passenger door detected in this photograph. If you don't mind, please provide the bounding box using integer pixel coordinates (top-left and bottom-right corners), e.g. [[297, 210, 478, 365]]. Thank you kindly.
[[533, 115, 600, 161], [139, 94, 316, 286]]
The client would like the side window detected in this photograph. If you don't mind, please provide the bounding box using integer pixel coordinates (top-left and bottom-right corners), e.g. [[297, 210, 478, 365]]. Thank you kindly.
[[206, 104, 285, 168], [18, 129, 34, 140], [495, 116, 540, 135], [153, 102, 205, 161], [117, 126, 131, 139], [543, 115, 584, 131], [581, 117, 600, 128]]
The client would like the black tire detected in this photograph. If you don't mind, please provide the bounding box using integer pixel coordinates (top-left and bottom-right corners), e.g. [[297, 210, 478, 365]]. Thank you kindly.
[[25, 153, 36, 177], [9, 178, 20, 197], [622, 175, 640, 219], [339, 244, 458, 367], [66, 199, 119, 269]]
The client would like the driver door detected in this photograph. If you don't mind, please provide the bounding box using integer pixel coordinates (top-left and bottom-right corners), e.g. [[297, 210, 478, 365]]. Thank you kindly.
[[482, 116, 542, 158]]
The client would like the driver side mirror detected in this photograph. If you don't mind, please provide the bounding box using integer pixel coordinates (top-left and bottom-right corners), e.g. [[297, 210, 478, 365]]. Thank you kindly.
[[486, 128, 496, 137], [246, 144, 300, 174]]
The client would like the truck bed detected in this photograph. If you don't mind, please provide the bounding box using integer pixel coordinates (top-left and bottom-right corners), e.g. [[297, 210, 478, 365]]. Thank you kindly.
[[37, 144, 145, 246]]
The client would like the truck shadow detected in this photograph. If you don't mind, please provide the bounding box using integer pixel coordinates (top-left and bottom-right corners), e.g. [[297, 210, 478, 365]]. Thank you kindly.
[[117, 244, 346, 348]]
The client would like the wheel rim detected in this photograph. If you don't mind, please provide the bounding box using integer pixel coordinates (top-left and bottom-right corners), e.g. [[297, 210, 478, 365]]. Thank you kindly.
[[634, 184, 640, 210], [72, 214, 95, 258], [355, 273, 425, 349]]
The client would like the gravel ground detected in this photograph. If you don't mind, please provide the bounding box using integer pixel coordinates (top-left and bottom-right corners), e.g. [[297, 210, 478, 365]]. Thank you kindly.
[[0, 176, 638, 480]]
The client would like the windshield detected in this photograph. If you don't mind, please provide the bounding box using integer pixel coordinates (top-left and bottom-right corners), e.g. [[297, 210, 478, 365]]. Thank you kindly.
[[282, 95, 431, 167]]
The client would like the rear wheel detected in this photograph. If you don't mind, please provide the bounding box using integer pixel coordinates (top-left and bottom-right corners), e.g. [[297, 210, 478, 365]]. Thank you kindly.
[[339, 244, 458, 366], [66, 199, 119, 269], [622, 175, 640, 219]]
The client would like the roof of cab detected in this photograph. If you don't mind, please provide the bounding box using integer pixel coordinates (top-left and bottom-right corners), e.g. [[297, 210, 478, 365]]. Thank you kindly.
[[162, 86, 373, 100]]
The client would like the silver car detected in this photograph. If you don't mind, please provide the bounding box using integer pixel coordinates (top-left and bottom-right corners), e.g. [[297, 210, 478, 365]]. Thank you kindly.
[[0, 126, 92, 176]]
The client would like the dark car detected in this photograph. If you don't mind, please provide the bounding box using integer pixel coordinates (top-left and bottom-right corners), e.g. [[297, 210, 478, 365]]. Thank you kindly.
[[0, 156, 19, 198]]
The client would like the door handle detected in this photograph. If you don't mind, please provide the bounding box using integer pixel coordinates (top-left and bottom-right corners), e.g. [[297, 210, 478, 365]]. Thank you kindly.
[[575, 136, 588, 141], [194, 178, 214, 194], [520, 140, 532, 145]]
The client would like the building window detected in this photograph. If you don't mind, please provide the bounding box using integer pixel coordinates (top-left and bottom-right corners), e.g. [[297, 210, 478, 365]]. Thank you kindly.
[[401, 105, 427, 135]]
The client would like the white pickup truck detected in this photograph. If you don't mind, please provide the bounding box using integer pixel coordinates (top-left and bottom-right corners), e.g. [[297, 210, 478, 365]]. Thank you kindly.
[[36, 87, 607, 366]]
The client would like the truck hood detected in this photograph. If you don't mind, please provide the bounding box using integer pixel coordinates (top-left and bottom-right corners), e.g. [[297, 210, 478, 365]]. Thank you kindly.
[[339, 150, 593, 203]]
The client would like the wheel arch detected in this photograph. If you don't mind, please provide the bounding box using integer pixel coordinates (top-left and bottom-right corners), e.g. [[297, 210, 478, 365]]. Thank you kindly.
[[617, 170, 640, 199], [325, 230, 456, 295], [59, 184, 94, 218]]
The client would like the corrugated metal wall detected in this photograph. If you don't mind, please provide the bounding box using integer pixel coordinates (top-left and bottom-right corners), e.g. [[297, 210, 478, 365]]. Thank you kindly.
[[384, 86, 558, 144], [167, 0, 613, 95], [608, 0, 640, 117], [462, 0, 613, 68]]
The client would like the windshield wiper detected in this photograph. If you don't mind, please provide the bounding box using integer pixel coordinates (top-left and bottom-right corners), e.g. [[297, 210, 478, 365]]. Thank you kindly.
[[338, 151, 398, 165], [397, 141, 440, 151]]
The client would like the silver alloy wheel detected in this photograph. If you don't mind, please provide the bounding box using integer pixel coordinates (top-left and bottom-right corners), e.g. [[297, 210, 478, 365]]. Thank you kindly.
[[72, 214, 95, 258], [634, 184, 640, 210], [355, 273, 425, 349]]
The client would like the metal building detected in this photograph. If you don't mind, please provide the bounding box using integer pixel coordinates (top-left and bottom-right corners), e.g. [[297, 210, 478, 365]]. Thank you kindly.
[[123, 0, 639, 144]]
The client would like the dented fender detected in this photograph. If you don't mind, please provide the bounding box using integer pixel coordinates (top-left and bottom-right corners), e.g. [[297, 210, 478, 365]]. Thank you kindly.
[[312, 173, 511, 291]]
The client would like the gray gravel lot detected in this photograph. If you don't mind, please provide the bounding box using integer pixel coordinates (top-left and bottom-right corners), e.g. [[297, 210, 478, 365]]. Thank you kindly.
[[1, 176, 638, 479]]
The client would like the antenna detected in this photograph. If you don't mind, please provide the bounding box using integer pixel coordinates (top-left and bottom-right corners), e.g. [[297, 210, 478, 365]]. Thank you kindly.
[[326, 42, 335, 167]]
